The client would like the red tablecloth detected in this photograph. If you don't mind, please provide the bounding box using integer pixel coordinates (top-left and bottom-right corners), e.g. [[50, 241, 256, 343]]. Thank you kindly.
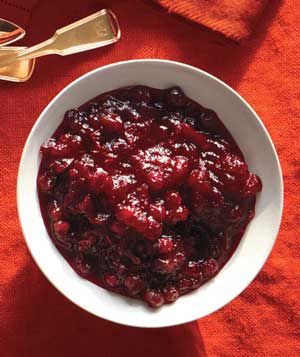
[[0, 0, 299, 356]]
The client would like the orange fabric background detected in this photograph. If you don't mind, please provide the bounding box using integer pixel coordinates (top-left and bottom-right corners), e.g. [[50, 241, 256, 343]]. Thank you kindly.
[[155, 0, 269, 40], [0, 0, 299, 356]]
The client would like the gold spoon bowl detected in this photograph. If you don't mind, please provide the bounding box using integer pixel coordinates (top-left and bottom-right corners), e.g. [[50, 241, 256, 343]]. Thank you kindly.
[[0, 9, 120, 82]]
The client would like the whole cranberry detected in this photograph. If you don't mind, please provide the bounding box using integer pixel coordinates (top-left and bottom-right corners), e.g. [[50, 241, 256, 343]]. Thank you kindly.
[[64, 109, 79, 122], [165, 87, 187, 107], [200, 110, 219, 132], [149, 201, 166, 222], [165, 191, 182, 209], [53, 220, 70, 237], [166, 205, 189, 225], [185, 260, 201, 275], [163, 286, 179, 303], [220, 153, 248, 176], [48, 201, 63, 222], [244, 174, 262, 196], [112, 262, 127, 275], [131, 86, 151, 104], [153, 251, 185, 274], [185, 100, 203, 116], [144, 290, 164, 308], [124, 275, 144, 296], [104, 274, 119, 288], [40, 138, 56, 155], [74, 256, 92, 276], [201, 259, 219, 278], [178, 278, 193, 294], [183, 117, 197, 129]]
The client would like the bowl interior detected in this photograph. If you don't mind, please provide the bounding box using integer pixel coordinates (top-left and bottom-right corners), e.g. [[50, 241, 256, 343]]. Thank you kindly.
[[17, 60, 283, 328]]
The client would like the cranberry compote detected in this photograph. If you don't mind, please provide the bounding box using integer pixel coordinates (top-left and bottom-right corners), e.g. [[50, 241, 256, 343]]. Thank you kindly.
[[37, 86, 262, 307]]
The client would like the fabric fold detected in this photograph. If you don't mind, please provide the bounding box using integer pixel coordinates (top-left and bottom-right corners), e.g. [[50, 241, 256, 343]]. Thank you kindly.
[[155, 0, 269, 41]]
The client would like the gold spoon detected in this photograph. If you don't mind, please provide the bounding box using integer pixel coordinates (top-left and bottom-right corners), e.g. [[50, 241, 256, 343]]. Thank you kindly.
[[0, 9, 120, 82], [0, 18, 26, 45], [0, 20, 35, 82], [0, 46, 36, 82]]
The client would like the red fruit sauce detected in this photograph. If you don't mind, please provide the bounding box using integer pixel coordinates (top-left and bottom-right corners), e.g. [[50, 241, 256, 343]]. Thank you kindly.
[[37, 86, 262, 308]]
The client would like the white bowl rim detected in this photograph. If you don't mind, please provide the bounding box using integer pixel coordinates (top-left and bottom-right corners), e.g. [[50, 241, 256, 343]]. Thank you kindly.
[[17, 59, 284, 328]]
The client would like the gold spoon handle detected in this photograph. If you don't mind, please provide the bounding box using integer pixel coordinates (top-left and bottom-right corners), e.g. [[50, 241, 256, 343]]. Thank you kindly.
[[0, 9, 120, 67], [15, 38, 54, 59]]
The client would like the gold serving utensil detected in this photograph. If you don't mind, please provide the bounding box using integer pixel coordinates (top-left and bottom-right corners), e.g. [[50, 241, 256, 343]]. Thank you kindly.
[[0, 20, 34, 82], [0, 18, 26, 45], [0, 9, 120, 82], [0, 46, 36, 82]]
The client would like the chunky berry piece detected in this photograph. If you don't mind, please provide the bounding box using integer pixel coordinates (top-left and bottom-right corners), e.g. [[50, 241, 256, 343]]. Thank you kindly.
[[89, 167, 112, 194], [111, 174, 137, 201], [187, 167, 225, 214], [59, 133, 82, 150], [180, 123, 211, 150], [132, 146, 189, 191], [101, 112, 123, 134], [38, 85, 262, 308], [50, 158, 74, 174], [124, 120, 153, 145], [77, 194, 95, 216], [153, 251, 185, 274], [53, 220, 70, 237], [149, 201, 166, 222], [220, 153, 248, 176], [156, 235, 174, 254], [38, 171, 56, 192]]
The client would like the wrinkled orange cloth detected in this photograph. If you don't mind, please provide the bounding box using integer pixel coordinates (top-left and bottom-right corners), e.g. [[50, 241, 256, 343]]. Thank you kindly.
[[0, 0, 299, 356], [155, 0, 269, 41]]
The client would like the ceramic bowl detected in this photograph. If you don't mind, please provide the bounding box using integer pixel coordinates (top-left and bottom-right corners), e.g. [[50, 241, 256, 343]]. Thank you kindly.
[[17, 59, 283, 328]]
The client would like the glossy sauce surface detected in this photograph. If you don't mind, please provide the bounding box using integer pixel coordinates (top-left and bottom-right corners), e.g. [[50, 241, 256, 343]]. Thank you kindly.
[[38, 86, 262, 307]]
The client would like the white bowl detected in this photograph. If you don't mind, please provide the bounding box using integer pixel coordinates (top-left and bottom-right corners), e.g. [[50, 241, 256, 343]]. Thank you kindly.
[[17, 59, 283, 328]]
